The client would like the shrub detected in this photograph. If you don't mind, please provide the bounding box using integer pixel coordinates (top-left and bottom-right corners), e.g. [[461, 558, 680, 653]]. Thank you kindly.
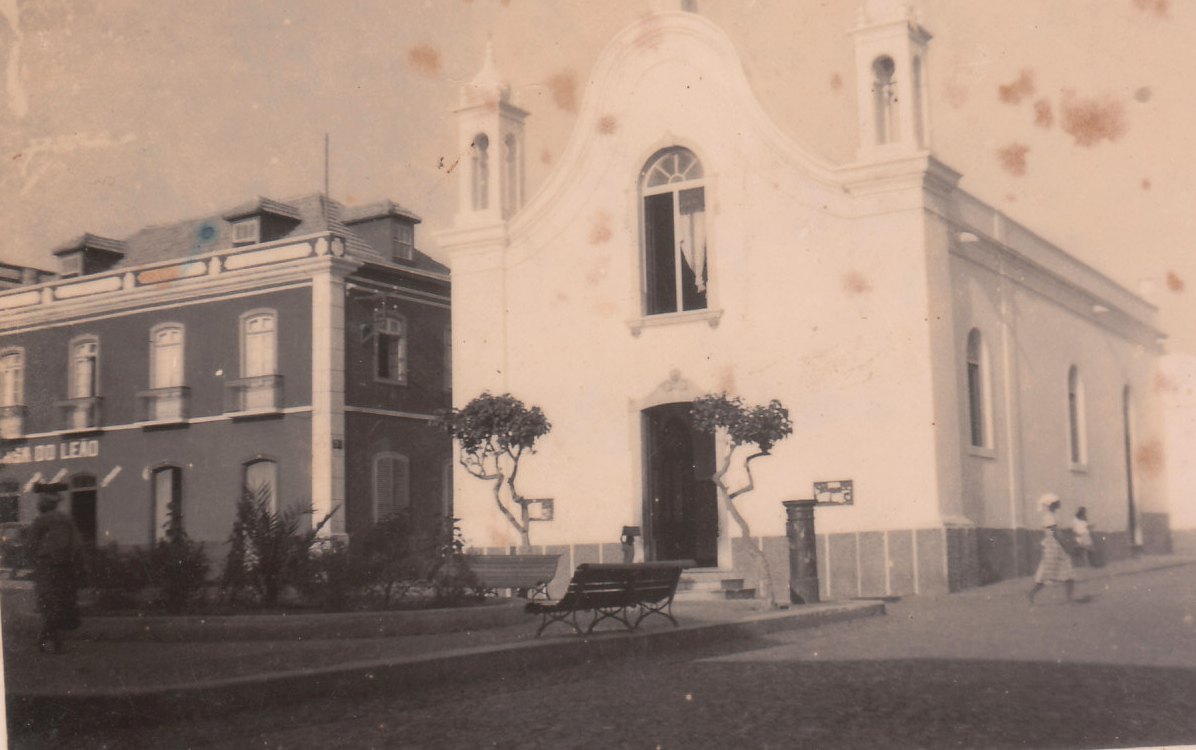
[[86, 543, 152, 610], [220, 485, 336, 607], [147, 536, 210, 613]]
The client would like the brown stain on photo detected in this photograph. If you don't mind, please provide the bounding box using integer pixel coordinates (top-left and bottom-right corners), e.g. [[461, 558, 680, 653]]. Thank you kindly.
[[1154, 371, 1179, 393], [540, 148, 553, 165], [408, 45, 441, 76], [589, 211, 613, 244], [1141, 178, 1152, 190], [1004, 193, 1018, 202], [842, 271, 871, 295], [830, 73, 843, 91], [1033, 99, 1053, 128], [547, 72, 578, 113], [1060, 91, 1128, 147], [585, 254, 611, 285], [1134, 439, 1165, 477], [597, 115, 618, 135], [997, 70, 1035, 105], [996, 143, 1029, 176], [1133, 0, 1169, 17], [1134, 86, 1153, 103], [1166, 270, 1185, 293]]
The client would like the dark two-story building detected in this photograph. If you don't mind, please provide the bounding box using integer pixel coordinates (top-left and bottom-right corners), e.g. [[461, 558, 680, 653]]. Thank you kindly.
[[0, 194, 452, 548]]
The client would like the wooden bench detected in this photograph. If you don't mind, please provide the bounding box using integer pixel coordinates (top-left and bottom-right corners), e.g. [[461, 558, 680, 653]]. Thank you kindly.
[[525, 562, 684, 637], [464, 554, 562, 600]]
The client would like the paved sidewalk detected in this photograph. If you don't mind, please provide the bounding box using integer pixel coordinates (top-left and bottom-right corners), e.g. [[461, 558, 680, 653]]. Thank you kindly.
[[3, 552, 1186, 733]]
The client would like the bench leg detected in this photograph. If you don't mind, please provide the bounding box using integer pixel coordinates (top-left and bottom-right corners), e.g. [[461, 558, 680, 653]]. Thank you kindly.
[[536, 608, 583, 638], [633, 597, 678, 630]]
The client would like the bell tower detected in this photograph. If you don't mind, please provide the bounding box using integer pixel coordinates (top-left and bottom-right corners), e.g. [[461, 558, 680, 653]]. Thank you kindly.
[[453, 42, 528, 226], [851, 0, 932, 162]]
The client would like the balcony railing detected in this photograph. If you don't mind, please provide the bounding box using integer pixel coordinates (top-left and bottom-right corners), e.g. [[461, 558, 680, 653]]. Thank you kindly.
[[224, 375, 284, 415], [56, 397, 103, 432], [0, 405, 25, 440], [136, 386, 191, 424]]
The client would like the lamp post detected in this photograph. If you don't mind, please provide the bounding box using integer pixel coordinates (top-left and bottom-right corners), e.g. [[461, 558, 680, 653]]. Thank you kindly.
[[783, 499, 819, 604]]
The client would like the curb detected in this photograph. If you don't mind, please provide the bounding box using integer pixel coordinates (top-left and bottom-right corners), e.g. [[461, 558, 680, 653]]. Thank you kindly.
[[8, 600, 884, 731]]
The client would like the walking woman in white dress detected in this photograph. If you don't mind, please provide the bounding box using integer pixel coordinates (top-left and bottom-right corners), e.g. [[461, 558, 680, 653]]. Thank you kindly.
[[1027, 493, 1075, 605]]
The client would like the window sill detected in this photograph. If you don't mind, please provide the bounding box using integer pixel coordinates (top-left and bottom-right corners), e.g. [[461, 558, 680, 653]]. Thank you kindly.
[[225, 408, 285, 421], [627, 309, 723, 337], [373, 377, 409, 387], [1069, 462, 1088, 474], [137, 418, 191, 430], [967, 445, 996, 460]]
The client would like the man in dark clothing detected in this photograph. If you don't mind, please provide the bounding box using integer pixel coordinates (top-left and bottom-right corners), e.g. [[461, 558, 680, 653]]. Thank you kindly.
[[28, 483, 84, 653]]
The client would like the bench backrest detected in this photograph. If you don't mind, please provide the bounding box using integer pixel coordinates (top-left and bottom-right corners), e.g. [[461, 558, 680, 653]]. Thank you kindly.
[[560, 563, 683, 609], [465, 554, 561, 590]]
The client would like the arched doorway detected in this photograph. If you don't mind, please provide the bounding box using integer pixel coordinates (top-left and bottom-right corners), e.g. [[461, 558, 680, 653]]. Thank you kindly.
[[643, 403, 717, 567], [69, 473, 97, 546]]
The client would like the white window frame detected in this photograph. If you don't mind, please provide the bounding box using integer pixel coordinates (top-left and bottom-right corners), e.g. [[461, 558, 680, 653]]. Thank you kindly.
[[394, 223, 415, 262], [1067, 365, 1088, 470], [150, 323, 185, 389], [240, 310, 277, 378], [640, 147, 709, 317], [151, 465, 182, 543], [374, 314, 408, 385], [242, 457, 279, 513], [965, 328, 994, 456], [0, 347, 24, 408], [372, 452, 411, 522], [471, 133, 490, 211], [68, 335, 100, 399], [232, 217, 261, 245]]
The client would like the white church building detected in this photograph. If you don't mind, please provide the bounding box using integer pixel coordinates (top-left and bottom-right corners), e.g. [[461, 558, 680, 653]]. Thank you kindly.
[[439, 3, 1171, 597]]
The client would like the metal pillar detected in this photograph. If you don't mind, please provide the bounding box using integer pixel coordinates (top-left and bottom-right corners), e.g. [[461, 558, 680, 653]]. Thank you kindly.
[[784, 499, 819, 604]]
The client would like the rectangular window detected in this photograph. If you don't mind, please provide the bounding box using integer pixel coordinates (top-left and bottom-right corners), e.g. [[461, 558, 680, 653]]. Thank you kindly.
[[0, 495, 18, 524], [232, 218, 261, 245], [0, 351, 22, 407], [394, 223, 414, 261], [645, 193, 677, 315], [375, 317, 407, 384]]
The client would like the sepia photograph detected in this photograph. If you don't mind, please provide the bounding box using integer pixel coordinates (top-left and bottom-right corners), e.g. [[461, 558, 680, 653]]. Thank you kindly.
[[1, 0, 1195, 747]]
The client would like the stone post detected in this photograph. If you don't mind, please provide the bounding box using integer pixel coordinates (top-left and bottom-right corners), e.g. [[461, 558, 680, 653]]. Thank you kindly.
[[784, 499, 819, 604]]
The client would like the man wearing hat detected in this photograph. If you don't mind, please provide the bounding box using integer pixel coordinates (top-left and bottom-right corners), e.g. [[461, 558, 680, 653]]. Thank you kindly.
[[1027, 492, 1076, 605], [27, 482, 85, 653]]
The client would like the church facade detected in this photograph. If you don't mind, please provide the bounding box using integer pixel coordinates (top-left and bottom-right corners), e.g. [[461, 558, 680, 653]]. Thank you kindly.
[[441, 6, 1169, 597]]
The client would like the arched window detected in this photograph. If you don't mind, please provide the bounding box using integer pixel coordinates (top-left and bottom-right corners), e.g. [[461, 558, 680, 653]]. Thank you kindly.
[[240, 311, 277, 378], [373, 452, 410, 522], [375, 315, 408, 384], [240, 310, 277, 411], [1068, 366, 1087, 466], [471, 133, 490, 211], [152, 465, 182, 543], [243, 458, 278, 513], [872, 56, 899, 145], [0, 348, 23, 439], [69, 336, 99, 399], [966, 329, 991, 449], [0, 348, 22, 407], [641, 147, 708, 315], [149, 324, 185, 421]]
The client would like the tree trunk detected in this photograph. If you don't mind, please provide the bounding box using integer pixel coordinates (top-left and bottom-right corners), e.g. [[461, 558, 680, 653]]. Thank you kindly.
[[713, 448, 778, 608]]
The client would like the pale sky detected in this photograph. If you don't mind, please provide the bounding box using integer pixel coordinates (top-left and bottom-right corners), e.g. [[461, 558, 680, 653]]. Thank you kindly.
[[2, 0, 1194, 352]]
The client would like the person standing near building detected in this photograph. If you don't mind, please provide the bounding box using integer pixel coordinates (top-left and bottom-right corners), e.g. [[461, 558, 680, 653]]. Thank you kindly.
[[1027, 493, 1075, 605], [28, 483, 85, 653]]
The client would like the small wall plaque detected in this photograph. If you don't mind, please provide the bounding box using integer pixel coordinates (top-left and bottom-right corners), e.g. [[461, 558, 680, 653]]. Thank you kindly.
[[813, 480, 853, 506], [526, 498, 554, 522]]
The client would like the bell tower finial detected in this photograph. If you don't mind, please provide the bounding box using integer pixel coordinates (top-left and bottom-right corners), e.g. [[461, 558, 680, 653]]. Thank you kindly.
[[453, 40, 529, 227]]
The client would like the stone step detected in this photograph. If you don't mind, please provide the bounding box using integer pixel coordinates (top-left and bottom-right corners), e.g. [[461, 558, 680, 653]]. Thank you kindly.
[[675, 586, 759, 601]]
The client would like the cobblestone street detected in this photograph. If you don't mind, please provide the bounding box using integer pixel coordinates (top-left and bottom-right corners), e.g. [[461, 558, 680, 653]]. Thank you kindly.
[[14, 562, 1196, 749]]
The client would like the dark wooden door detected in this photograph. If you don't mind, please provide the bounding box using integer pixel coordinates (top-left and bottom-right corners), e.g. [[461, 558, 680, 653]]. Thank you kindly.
[[70, 474, 97, 546], [645, 404, 717, 567]]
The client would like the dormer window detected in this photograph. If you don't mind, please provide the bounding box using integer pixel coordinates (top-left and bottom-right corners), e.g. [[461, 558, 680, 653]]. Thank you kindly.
[[222, 197, 302, 246], [232, 217, 261, 246], [394, 223, 414, 261], [342, 200, 423, 264], [52, 234, 126, 278]]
